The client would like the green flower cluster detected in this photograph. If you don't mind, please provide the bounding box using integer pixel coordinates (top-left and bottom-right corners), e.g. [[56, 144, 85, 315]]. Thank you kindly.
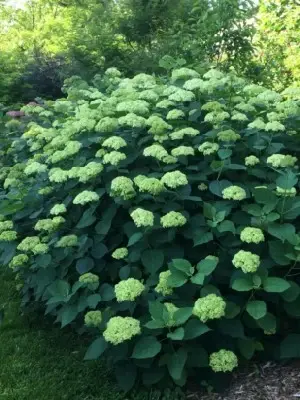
[[267, 154, 297, 168], [170, 127, 199, 140], [34, 217, 65, 232], [171, 146, 194, 157], [79, 273, 99, 290], [84, 311, 102, 328], [265, 121, 285, 132], [103, 151, 126, 166], [112, 247, 128, 259], [160, 211, 187, 228], [166, 109, 185, 120], [198, 142, 219, 155], [102, 136, 127, 150], [103, 316, 141, 345], [164, 303, 179, 327], [240, 227, 265, 244], [248, 118, 266, 130], [56, 235, 78, 248], [276, 187, 297, 197], [193, 294, 226, 322], [222, 186, 246, 201], [110, 177, 136, 200], [9, 254, 29, 269], [24, 161, 47, 175], [114, 278, 145, 302], [95, 117, 118, 133], [17, 236, 46, 254], [73, 190, 100, 205], [0, 220, 13, 232], [143, 144, 168, 160], [233, 250, 260, 273], [0, 230, 17, 241], [155, 270, 173, 296], [217, 130, 241, 142], [245, 155, 259, 166], [50, 204, 67, 216], [161, 171, 188, 189], [131, 208, 154, 227], [134, 175, 165, 196], [209, 350, 238, 372]]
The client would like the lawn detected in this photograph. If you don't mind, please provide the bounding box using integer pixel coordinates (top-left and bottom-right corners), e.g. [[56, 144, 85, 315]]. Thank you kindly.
[[0, 268, 151, 400]]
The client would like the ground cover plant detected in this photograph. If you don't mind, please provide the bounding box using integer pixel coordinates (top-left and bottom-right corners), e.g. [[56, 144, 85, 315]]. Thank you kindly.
[[1, 67, 300, 392]]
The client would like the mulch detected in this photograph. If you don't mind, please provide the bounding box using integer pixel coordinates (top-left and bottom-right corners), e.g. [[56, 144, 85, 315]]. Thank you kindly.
[[188, 362, 300, 400]]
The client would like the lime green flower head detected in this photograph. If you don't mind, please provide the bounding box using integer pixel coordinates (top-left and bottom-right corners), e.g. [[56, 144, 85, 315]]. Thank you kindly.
[[183, 78, 204, 91], [164, 303, 179, 327], [130, 208, 154, 227], [198, 183, 208, 191], [143, 144, 168, 161], [84, 311, 102, 328], [198, 142, 219, 155], [161, 171, 188, 189], [110, 176, 136, 200], [201, 101, 226, 112], [267, 154, 297, 168], [231, 112, 248, 122], [103, 151, 126, 166], [134, 175, 165, 196], [95, 117, 118, 133], [160, 211, 187, 228], [193, 294, 226, 323], [73, 190, 100, 205], [9, 254, 29, 269], [276, 187, 297, 197], [222, 186, 246, 201], [49, 141, 82, 164], [114, 278, 145, 302], [156, 99, 174, 109], [156, 271, 173, 296], [17, 236, 40, 252], [217, 130, 241, 142], [171, 68, 200, 81], [78, 162, 104, 183], [209, 350, 238, 373], [118, 113, 146, 128], [265, 121, 285, 132], [32, 243, 49, 255], [49, 168, 69, 183], [248, 118, 266, 130], [166, 109, 185, 120], [34, 217, 64, 233], [267, 112, 281, 122], [103, 316, 141, 345], [79, 273, 99, 290], [138, 89, 159, 102], [102, 136, 127, 150], [0, 220, 13, 233], [245, 155, 259, 166], [147, 116, 171, 136], [170, 127, 200, 140], [204, 111, 230, 125], [240, 227, 265, 244], [24, 161, 47, 176], [235, 102, 256, 113], [233, 250, 260, 273], [112, 247, 128, 260], [56, 235, 78, 248], [95, 149, 106, 158], [50, 204, 67, 216], [117, 100, 149, 116], [0, 231, 17, 241], [171, 146, 194, 157], [168, 89, 195, 102]]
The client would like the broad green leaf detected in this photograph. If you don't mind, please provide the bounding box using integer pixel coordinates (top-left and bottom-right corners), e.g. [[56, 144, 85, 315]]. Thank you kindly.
[[238, 338, 255, 360], [280, 334, 300, 359], [128, 232, 143, 246], [263, 277, 290, 293], [76, 257, 94, 274], [193, 232, 213, 247], [149, 301, 165, 322], [167, 327, 185, 340], [284, 297, 300, 317], [84, 337, 107, 360], [217, 220, 236, 234], [115, 361, 137, 392], [203, 202, 216, 219], [36, 254, 52, 268], [218, 319, 245, 338], [99, 283, 115, 301], [144, 320, 165, 329], [142, 368, 165, 386], [225, 301, 241, 319], [242, 204, 262, 217], [172, 259, 193, 276], [246, 301, 267, 320], [167, 348, 188, 381], [269, 240, 291, 265], [279, 198, 300, 219], [167, 270, 188, 287], [132, 336, 162, 359], [76, 207, 96, 228], [197, 258, 218, 276], [281, 281, 300, 302], [209, 180, 232, 197], [91, 243, 108, 259], [218, 149, 232, 159], [141, 249, 164, 275], [191, 272, 205, 285], [267, 223, 297, 244], [231, 277, 253, 291], [253, 188, 277, 205], [257, 312, 276, 331], [87, 294, 102, 309], [48, 280, 70, 297], [276, 171, 298, 190], [61, 305, 78, 327], [184, 319, 210, 340], [173, 307, 193, 325]]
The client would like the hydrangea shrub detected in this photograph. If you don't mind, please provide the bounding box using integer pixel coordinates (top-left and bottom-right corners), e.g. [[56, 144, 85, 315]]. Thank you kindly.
[[1, 67, 300, 391]]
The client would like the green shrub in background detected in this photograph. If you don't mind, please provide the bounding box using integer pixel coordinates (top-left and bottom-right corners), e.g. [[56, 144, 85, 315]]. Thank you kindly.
[[1, 67, 300, 391]]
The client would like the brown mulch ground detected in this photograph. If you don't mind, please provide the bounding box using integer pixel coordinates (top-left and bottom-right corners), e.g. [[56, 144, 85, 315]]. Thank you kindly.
[[188, 362, 300, 400]]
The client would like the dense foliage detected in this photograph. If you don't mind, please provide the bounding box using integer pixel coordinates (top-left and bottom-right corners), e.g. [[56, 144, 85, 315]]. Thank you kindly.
[[0, 0, 257, 104], [1, 67, 300, 391]]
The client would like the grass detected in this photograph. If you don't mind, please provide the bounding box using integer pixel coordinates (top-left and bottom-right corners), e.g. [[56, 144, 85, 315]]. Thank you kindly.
[[0, 268, 152, 400]]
